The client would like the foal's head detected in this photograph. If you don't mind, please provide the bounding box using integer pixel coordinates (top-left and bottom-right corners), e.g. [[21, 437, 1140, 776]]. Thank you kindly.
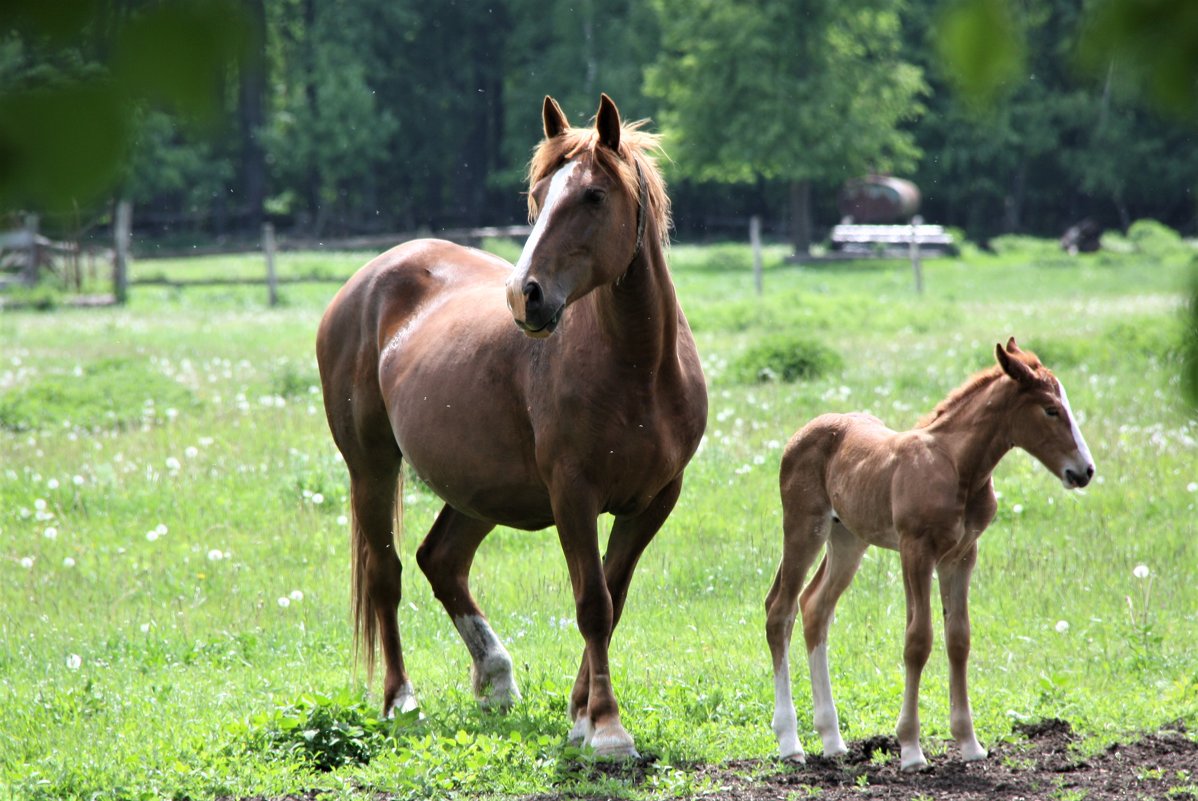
[[996, 338, 1096, 489], [505, 94, 669, 338]]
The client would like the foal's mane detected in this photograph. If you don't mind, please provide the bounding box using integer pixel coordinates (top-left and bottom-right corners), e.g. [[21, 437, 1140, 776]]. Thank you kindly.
[[915, 348, 1051, 428], [526, 120, 672, 250]]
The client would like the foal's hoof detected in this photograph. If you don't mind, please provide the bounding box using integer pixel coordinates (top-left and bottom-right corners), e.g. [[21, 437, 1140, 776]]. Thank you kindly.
[[961, 742, 989, 762]]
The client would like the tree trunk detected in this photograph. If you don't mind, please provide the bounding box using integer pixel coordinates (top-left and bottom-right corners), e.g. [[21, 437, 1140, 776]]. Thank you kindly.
[[789, 179, 813, 257], [238, 0, 268, 231]]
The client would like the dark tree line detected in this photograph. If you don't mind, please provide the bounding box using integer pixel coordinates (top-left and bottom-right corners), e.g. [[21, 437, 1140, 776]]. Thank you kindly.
[[2, 0, 1196, 247]]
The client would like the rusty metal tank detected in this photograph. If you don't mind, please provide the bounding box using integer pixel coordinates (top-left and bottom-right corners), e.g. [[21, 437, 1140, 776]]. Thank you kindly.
[[837, 175, 921, 223]]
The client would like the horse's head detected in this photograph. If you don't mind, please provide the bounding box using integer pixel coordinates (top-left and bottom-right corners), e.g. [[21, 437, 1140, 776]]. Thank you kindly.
[[997, 338, 1096, 489], [506, 94, 654, 338]]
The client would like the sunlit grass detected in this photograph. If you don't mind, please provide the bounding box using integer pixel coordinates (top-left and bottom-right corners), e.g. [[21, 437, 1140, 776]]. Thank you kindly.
[[1, 240, 1196, 799]]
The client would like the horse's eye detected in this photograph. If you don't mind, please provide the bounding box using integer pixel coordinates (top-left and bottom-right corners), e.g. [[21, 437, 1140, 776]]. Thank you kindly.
[[583, 187, 606, 205], [1044, 407, 1060, 418]]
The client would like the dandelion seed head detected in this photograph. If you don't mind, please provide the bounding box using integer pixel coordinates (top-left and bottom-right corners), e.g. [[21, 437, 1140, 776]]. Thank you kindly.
[[62, 557, 75, 568], [43, 526, 57, 540], [1055, 620, 1070, 633], [207, 549, 224, 561], [47, 478, 60, 490], [277, 596, 291, 608], [66, 654, 82, 670], [289, 590, 304, 602], [19, 557, 33, 569], [1133, 564, 1150, 579], [311, 493, 324, 505]]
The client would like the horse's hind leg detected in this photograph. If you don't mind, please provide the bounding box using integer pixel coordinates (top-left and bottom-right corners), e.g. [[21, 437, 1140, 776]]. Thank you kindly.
[[799, 523, 867, 758], [566, 477, 682, 749], [765, 483, 833, 762], [415, 506, 518, 710], [348, 461, 415, 717]]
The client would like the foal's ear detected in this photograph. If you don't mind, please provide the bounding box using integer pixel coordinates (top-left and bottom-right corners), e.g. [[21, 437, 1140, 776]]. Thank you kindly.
[[596, 93, 621, 151], [1005, 336, 1021, 354], [996, 341, 1035, 385], [543, 96, 568, 139]]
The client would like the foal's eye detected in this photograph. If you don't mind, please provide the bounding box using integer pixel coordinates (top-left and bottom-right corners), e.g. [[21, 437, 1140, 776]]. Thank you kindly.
[[1044, 407, 1060, 418], [583, 187, 606, 205]]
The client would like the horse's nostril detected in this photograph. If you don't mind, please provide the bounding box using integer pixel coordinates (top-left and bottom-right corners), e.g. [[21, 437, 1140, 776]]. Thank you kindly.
[[1086, 465, 1095, 479], [523, 280, 543, 310]]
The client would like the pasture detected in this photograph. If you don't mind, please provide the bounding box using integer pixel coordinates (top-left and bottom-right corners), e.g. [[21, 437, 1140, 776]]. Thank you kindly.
[[1, 238, 1196, 799]]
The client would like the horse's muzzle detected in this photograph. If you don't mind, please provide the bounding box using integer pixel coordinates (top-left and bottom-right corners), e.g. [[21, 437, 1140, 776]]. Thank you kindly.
[[1063, 463, 1095, 489], [507, 276, 563, 338]]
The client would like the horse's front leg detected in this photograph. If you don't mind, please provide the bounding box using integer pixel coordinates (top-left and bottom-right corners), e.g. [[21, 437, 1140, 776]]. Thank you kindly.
[[567, 478, 683, 748], [897, 538, 937, 771], [939, 543, 987, 761], [554, 493, 637, 758]]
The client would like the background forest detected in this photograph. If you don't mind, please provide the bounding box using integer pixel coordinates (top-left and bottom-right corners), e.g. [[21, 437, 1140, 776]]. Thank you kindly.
[[2, 0, 1197, 250]]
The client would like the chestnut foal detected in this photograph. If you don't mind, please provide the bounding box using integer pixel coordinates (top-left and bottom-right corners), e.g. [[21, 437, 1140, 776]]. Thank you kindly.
[[765, 339, 1095, 770]]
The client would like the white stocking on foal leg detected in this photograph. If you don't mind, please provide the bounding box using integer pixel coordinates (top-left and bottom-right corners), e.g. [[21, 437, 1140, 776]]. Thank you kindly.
[[808, 643, 847, 757], [940, 548, 987, 761]]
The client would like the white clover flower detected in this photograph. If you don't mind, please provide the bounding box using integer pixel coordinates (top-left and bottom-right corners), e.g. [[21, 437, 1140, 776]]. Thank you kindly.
[[66, 654, 82, 670], [289, 590, 304, 602], [44, 526, 57, 540], [277, 596, 291, 608], [1133, 564, 1150, 579], [1055, 620, 1070, 633]]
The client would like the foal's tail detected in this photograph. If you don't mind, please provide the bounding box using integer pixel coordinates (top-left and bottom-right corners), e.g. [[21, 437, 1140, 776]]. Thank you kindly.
[[350, 469, 404, 682]]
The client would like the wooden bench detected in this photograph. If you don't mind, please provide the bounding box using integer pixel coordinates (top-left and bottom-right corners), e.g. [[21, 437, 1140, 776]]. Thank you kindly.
[[830, 223, 956, 256]]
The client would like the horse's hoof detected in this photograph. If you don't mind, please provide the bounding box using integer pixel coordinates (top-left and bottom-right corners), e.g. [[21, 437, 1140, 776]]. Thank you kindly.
[[780, 750, 807, 764], [567, 715, 590, 747], [822, 736, 848, 758], [900, 756, 930, 772], [589, 723, 639, 760], [961, 743, 989, 762]]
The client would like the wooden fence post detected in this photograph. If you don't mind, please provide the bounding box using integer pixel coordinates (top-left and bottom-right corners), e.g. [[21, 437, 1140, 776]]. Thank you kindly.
[[113, 200, 132, 304], [22, 214, 39, 286], [262, 222, 278, 307], [750, 215, 763, 296], [909, 215, 924, 295]]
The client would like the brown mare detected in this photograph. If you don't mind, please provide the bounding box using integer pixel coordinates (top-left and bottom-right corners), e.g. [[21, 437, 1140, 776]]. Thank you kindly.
[[315, 95, 707, 758], [765, 339, 1095, 770]]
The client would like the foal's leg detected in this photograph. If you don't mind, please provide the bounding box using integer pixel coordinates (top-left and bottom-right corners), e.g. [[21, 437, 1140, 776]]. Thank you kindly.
[[939, 543, 987, 761], [348, 465, 417, 717], [764, 505, 832, 762], [896, 539, 937, 771], [415, 506, 519, 710], [799, 523, 868, 758], [566, 478, 682, 747]]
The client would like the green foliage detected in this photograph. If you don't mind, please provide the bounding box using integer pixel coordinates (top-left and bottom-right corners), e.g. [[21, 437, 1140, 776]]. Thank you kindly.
[[935, 0, 1026, 107], [232, 690, 409, 771], [647, 0, 925, 185], [1126, 219, 1189, 258], [731, 335, 842, 384], [0, 356, 197, 431]]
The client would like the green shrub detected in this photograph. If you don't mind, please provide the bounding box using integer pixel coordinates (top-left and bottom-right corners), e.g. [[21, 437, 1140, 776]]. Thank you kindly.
[[1127, 219, 1188, 258], [731, 335, 842, 383]]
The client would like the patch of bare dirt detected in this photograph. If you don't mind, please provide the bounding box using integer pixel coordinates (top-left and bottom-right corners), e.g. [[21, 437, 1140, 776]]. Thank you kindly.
[[683, 719, 1198, 801]]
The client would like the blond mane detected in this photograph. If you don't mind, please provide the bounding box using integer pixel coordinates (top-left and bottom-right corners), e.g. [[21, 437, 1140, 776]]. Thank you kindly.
[[526, 120, 672, 250], [916, 348, 1051, 428]]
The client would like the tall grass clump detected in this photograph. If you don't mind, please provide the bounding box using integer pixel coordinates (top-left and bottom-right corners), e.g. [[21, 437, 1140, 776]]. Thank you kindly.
[[730, 334, 842, 383]]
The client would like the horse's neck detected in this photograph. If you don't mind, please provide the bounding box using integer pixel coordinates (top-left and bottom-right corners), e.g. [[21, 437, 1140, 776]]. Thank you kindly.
[[589, 238, 680, 367], [922, 380, 1014, 487]]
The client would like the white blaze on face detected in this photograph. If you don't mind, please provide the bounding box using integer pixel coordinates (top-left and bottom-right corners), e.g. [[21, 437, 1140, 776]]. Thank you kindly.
[[1056, 378, 1094, 482], [515, 160, 579, 276]]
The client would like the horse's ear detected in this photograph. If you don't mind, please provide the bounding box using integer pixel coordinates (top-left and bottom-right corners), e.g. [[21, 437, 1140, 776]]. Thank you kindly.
[[1005, 336, 1021, 354], [996, 341, 1035, 385], [596, 93, 621, 151], [543, 96, 568, 139]]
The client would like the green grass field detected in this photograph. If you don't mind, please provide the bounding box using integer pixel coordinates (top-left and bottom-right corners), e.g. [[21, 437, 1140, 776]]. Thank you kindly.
[[2, 238, 1196, 800]]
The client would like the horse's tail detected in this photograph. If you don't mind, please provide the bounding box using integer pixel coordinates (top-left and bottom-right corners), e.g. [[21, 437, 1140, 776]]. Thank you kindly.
[[350, 468, 404, 683]]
